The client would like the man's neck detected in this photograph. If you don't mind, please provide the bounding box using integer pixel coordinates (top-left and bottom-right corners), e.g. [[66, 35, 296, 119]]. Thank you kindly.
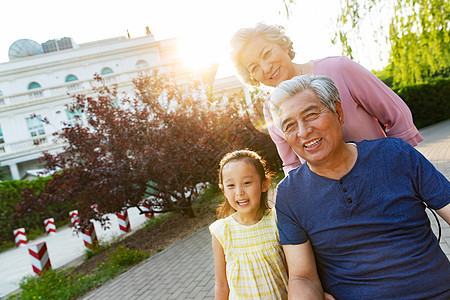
[[307, 143, 358, 180]]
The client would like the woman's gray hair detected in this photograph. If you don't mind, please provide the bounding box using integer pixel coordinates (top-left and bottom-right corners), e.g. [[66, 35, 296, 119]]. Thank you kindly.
[[230, 23, 295, 87], [269, 75, 341, 129]]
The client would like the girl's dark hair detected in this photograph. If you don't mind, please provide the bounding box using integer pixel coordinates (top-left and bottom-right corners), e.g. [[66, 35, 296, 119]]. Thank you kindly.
[[216, 149, 272, 219]]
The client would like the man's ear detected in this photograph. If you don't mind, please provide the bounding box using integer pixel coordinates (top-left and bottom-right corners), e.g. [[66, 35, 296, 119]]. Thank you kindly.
[[335, 101, 344, 124]]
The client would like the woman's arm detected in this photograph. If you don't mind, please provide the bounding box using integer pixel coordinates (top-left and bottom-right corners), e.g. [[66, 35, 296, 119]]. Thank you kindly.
[[211, 234, 229, 299], [339, 57, 423, 146]]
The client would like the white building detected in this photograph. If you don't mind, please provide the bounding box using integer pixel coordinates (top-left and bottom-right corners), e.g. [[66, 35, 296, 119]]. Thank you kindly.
[[0, 28, 236, 180]]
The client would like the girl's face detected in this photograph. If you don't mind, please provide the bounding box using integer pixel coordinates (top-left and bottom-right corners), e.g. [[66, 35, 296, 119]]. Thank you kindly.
[[240, 36, 296, 87], [221, 160, 268, 217]]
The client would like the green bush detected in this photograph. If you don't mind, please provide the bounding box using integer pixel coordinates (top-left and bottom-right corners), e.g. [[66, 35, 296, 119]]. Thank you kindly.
[[0, 176, 74, 249], [103, 245, 150, 268], [393, 78, 450, 129]]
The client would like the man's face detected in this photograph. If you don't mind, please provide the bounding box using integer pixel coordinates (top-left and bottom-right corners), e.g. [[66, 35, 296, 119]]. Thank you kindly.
[[276, 89, 344, 167]]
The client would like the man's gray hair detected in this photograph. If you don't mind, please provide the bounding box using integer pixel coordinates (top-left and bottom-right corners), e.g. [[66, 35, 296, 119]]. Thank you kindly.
[[269, 75, 341, 130], [230, 23, 295, 87]]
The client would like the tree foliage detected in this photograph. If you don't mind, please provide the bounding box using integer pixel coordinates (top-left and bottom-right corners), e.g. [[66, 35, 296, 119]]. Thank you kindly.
[[389, 0, 450, 85], [14, 73, 281, 230], [334, 0, 450, 85], [281, 0, 297, 18]]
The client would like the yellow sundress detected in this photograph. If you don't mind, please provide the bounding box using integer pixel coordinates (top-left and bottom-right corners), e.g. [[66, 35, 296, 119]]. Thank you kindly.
[[209, 208, 288, 299]]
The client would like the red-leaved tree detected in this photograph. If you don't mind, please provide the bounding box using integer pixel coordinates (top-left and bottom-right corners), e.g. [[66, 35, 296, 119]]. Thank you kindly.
[[15, 72, 281, 230]]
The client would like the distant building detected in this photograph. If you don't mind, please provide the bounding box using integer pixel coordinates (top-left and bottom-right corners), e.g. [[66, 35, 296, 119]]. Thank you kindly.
[[0, 29, 231, 180]]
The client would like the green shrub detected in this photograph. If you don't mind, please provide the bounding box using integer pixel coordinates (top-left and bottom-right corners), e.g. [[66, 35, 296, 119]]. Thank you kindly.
[[103, 246, 150, 268], [393, 78, 450, 129], [0, 176, 74, 249]]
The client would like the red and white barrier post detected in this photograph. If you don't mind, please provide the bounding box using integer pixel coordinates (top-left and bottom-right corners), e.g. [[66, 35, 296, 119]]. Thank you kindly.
[[28, 241, 51, 276], [44, 218, 56, 236], [116, 210, 131, 234], [91, 204, 99, 216], [142, 203, 154, 219], [82, 221, 98, 250], [69, 210, 79, 228], [13, 228, 27, 247]]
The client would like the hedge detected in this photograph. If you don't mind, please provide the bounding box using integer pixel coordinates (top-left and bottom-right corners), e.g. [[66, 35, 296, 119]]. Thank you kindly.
[[0, 177, 73, 247], [393, 78, 450, 129]]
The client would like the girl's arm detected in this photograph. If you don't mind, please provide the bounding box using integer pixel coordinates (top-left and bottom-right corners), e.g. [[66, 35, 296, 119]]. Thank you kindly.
[[211, 234, 229, 299]]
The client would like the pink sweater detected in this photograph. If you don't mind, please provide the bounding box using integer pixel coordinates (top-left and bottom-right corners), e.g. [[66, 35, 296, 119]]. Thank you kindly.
[[263, 56, 423, 174]]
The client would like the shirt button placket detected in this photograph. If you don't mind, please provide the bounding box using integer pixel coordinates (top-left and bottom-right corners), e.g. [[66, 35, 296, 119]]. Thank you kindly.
[[339, 179, 352, 205]]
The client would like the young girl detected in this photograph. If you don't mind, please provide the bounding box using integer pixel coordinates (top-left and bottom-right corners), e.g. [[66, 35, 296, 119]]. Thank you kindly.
[[209, 149, 288, 299]]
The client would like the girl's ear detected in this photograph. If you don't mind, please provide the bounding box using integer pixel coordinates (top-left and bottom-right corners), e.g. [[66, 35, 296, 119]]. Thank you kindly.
[[218, 183, 223, 191], [262, 178, 269, 193]]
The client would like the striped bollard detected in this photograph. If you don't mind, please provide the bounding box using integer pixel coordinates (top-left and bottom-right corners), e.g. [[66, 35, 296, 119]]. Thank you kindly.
[[116, 210, 130, 234], [13, 228, 27, 247], [142, 204, 154, 219], [91, 204, 99, 216], [69, 210, 79, 227], [44, 218, 56, 236], [82, 221, 98, 250], [28, 241, 51, 276]]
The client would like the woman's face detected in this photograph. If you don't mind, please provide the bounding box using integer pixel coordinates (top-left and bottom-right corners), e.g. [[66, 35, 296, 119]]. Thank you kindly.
[[240, 36, 297, 87]]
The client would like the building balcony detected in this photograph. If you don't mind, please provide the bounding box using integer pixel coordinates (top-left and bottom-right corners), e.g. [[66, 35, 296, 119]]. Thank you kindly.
[[0, 68, 152, 110], [0, 62, 218, 111], [0, 134, 63, 158]]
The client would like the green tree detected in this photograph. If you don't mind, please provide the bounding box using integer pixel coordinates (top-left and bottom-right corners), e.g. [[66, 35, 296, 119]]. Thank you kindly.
[[334, 0, 450, 85], [389, 0, 450, 85]]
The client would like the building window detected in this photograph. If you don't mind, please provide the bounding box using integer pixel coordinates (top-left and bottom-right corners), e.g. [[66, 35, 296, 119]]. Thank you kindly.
[[65, 74, 78, 82], [28, 82, 41, 89], [101, 67, 114, 75], [66, 108, 83, 126], [28, 82, 43, 98], [26, 116, 45, 137], [0, 125, 4, 153], [0, 90, 4, 105], [65, 75, 81, 92], [136, 60, 148, 69]]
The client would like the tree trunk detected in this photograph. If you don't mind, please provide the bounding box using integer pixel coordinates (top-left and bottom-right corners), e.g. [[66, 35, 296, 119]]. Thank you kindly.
[[181, 205, 196, 218]]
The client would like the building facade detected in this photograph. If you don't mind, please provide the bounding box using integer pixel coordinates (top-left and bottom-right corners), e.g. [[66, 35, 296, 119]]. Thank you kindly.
[[0, 29, 225, 180]]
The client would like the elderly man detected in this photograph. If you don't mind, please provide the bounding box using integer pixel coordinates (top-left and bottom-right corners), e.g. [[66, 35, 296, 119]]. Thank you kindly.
[[270, 75, 450, 299]]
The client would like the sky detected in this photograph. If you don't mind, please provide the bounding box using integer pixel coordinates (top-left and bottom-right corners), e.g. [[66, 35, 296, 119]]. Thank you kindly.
[[0, 0, 389, 78]]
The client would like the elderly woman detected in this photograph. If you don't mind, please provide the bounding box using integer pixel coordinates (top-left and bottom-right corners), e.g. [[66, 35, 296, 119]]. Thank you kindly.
[[230, 23, 423, 175], [270, 74, 450, 299]]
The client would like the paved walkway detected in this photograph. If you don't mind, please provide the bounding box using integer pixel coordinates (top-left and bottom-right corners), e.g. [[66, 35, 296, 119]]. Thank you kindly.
[[81, 120, 450, 300]]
